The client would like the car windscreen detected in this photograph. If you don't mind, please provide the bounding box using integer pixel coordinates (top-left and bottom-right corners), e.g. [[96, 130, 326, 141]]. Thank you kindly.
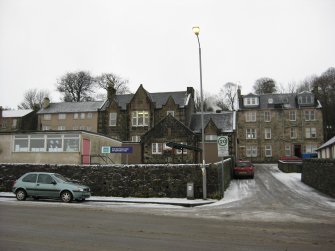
[[54, 173, 71, 183], [236, 162, 252, 167]]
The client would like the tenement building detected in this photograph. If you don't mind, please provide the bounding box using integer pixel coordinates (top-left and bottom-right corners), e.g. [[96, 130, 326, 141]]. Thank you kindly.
[[236, 90, 324, 162]]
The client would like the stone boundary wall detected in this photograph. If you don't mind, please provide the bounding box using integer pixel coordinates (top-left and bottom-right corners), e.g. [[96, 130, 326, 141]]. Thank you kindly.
[[302, 159, 335, 198], [278, 160, 302, 173], [0, 160, 232, 199]]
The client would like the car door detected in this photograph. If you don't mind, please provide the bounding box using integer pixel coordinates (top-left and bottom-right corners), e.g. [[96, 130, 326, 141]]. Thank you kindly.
[[21, 173, 38, 196], [36, 174, 60, 198]]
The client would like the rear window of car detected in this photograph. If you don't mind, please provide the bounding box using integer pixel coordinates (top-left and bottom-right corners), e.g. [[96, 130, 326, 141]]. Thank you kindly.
[[236, 162, 252, 167], [22, 174, 37, 183]]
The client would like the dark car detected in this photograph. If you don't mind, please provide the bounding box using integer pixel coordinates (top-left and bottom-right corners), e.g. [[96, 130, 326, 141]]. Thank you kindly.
[[233, 160, 255, 179], [12, 172, 91, 203]]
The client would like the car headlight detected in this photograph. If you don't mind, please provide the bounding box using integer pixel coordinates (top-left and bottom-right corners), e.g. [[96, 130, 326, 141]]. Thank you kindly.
[[77, 187, 84, 192]]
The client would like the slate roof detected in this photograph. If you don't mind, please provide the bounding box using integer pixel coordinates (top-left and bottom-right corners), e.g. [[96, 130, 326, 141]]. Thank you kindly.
[[317, 136, 335, 151], [190, 112, 235, 133], [101, 91, 190, 110], [37, 101, 105, 114], [2, 109, 34, 118]]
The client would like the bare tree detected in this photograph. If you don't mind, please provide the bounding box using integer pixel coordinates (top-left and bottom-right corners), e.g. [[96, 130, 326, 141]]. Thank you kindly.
[[95, 73, 130, 95], [253, 77, 277, 94], [296, 75, 317, 93], [56, 71, 95, 102], [218, 82, 238, 110], [18, 89, 50, 110]]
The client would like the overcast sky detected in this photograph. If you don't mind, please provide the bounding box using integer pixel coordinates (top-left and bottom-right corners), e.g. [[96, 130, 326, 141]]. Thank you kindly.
[[0, 0, 334, 109]]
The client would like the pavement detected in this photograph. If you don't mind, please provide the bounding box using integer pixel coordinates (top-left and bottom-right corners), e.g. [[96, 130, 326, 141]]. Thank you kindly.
[[0, 193, 217, 207]]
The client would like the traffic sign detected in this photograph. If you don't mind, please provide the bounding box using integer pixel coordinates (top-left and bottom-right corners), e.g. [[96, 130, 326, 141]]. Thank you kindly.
[[101, 146, 133, 154], [217, 136, 229, 157]]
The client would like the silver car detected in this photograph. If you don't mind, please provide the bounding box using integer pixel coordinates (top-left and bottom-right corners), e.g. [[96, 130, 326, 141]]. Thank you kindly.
[[12, 172, 91, 203]]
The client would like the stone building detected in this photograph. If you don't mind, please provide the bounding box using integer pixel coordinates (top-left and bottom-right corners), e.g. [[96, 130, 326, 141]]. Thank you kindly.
[[0, 109, 36, 132], [236, 90, 324, 162]]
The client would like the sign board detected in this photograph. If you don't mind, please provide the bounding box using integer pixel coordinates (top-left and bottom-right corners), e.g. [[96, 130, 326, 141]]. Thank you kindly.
[[217, 136, 229, 157], [102, 146, 133, 154]]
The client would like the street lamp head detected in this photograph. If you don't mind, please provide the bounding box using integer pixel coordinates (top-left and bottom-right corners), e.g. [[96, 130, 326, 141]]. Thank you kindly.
[[192, 26, 200, 36]]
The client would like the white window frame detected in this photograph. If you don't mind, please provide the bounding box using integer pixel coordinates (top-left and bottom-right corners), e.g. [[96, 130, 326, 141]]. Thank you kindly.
[[176, 142, 188, 154], [152, 143, 162, 154], [245, 112, 256, 122], [290, 128, 297, 139], [246, 128, 257, 139], [264, 128, 271, 139], [109, 112, 117, 126], [131, 136, 141, 142], [74, 113, 79, 119], [289, 111, 296, 121], [12, 119, 17, 128], [80, 113, 86, 119], [58, 114, 66, 120], [132, 111, 149, 127], [305, 128, 316, 138], [43, 114, 51, 120], [304, 111, 315, 121], [167, 111, 175, 117], [246, 145, 257, 157], [305, 144, 317, 153], [264, 111, 271, 122], [285, 145, 291, 157], [87, 113, 93, 119], [42, 126, 51, 131], [265, 145, 272, 157]]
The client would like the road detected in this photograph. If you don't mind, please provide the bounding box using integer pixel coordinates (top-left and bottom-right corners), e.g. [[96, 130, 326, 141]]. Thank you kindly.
[[1, 164, 334, 251]]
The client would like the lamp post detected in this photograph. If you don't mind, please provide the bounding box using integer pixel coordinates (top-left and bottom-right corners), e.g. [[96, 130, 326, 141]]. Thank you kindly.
[[192, 26, 207, 199]]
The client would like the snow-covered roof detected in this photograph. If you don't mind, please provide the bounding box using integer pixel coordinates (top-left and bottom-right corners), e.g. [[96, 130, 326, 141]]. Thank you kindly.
[[2, 109, 34, 118], [317, 136, 335, 151]]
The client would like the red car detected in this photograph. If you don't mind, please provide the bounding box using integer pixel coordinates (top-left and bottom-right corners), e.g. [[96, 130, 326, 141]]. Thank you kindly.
[[233, 160, 255, 179]]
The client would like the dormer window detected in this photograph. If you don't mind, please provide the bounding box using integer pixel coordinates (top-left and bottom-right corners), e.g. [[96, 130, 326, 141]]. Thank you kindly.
[[298, 94, 314, 105], [243, 97, 259, 106], [268, 98, 273, 104]]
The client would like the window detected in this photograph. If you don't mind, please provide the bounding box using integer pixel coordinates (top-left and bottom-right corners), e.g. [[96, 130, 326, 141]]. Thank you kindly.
[[152, 143, 162, 154], [177, 143, 187, 154], [47, 135, 62, 152], [131, 136, 141, 142], [163, 143, 172, 151], [1, 120, 6, 128], [167, 111, 175, 117], [264, 111, 271, 122], [42, 126, 51, 131], [264, 128, 271, 139], [58, 114, 66, 120], [244, 97, 259, 106], [57, 125, 66, 130], [80, 113, 85, 119], [87, 113, 93, 119], [290, 128, 297, 139], [304, 111, 315, 121], [246, 128, 257, 139], [37, 174, 54, 184], [79, 126, 86, 130], [245, 112, 256, 122], [22, 174, 37, 183], [305, 145, 317, 153], [12, 119, 17, 128], [43, 114, 51, 120], [285, 145, 291, 157], [109, 112, 117, 126], [298, 95, 314, 105], [265, 145, 272, 157], [14, 135, 29, 152], [246, 146, 257, 157], [205, 135, 218, 141], [289, 111, 296, 121], [30, 135, 45, 152], [64, 134, 79, 152], [132, 111, 149, 126], [305, 128, 316, 138], [74, 113, 79, 119]]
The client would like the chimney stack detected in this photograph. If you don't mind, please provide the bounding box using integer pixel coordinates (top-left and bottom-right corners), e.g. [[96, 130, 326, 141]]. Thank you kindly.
[[42, 97, 50, 109]]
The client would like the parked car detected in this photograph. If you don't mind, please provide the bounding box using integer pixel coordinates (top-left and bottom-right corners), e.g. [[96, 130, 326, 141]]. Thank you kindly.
[[233, 160, 255, 179], [12, 172, 91, 203]]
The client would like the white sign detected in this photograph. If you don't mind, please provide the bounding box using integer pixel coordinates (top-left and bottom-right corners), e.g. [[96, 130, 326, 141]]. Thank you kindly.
[[217, 136, 229, 157]]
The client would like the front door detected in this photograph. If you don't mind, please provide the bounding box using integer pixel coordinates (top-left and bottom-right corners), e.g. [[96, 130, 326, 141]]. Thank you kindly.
[[294, 144, 302, 158], [82, 138, 91, 164]]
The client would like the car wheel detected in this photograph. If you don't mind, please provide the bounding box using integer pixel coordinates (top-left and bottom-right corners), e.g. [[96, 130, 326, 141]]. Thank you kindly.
[[16, 189, 27, 201], [61, 191, 73, 203]]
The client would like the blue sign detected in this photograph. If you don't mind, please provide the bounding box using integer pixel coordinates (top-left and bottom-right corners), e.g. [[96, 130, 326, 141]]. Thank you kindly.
[[110, 147, 133, 154]]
